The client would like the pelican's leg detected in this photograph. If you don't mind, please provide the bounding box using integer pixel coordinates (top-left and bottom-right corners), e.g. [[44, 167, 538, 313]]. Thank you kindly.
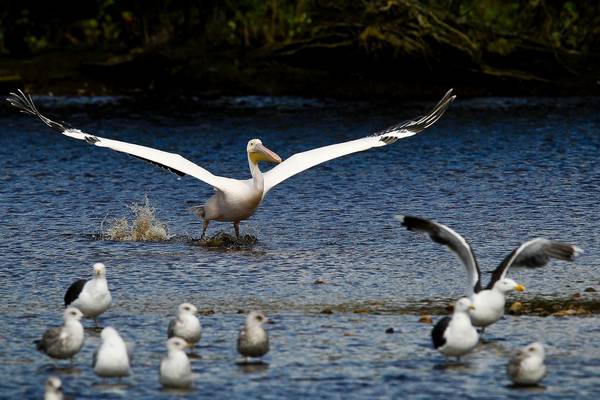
[[201, 220, 209, 239], [233, 221, 240, 239]]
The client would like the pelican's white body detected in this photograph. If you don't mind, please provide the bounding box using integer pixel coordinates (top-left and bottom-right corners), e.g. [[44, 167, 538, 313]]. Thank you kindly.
[[202, 178, 263, 222]]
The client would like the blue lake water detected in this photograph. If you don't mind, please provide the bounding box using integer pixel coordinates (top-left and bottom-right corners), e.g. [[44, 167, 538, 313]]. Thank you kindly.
[[0, 94, 599, 398]]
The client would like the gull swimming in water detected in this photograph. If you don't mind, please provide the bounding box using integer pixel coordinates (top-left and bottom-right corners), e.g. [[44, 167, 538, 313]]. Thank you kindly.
[[397, 215, 583, 331], [36, 307, 84, 363], [167, 303, 202, 351], [44, 376, 64, 400], [160, 337, 193, 389], [64, 263, 111, 326], [507, 342, 547, 386], [237, 311, 269, 363], [8, 89, 455, 238], [93, 326, 132, 378], [431, 297, 479, 360]]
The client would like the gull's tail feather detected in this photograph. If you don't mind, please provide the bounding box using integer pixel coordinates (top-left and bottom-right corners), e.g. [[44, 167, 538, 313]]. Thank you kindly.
[[6, 89, 67, 132]]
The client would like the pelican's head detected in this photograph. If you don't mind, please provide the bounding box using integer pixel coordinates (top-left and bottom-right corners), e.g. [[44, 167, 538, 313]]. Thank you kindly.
[[493, 278, 525, 294], [178, 302, 198, 316], [454, 297, 475, 313], [63, 306, 83, 321], [93, 262, 106, 278], [247, 139, 282, 165]]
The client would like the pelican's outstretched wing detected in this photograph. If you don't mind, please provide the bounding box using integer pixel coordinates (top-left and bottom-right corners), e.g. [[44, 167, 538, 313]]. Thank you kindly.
[[396, 215, 482, 295], [262, 89, 455, 194], [7, 90, 235, 192], [487, 238, 583, 289]]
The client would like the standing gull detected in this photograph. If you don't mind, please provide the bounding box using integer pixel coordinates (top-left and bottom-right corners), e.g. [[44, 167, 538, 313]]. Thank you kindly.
[[44, 376, 64, 400], [36, 307, 84, 362], [8, 89, 454, 238], [167, 303, 202, 351], [93, 326, 132, 378], [397, 215, 583, 331], [64, 263, 112, 326], [507, 342, 547, 386], [160, 337, 193, 389], [431, 297, 479, 360], [237, 311, 270, 363]]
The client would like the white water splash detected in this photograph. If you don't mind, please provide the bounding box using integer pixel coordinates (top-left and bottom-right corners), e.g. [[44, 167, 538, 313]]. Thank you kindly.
[[102, 196, 169, 241]]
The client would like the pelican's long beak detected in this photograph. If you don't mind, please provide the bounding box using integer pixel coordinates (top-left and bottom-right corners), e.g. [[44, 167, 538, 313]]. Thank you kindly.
[[515, 284, 526, 292], [251, 143, 282, 164]]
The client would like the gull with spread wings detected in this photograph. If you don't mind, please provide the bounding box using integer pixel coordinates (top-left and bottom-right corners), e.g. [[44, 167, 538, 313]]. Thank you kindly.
[[397, 215, 583, 331], [8, 90, 454, 238]]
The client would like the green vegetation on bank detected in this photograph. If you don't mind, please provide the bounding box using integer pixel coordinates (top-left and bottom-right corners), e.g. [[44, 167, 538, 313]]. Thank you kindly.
[[1, 1, 598, 96]]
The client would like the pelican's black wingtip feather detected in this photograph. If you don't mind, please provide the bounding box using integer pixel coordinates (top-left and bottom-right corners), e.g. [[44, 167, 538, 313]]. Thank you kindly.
[[376, 89, 456, 138], [7, 89, 67, 132]]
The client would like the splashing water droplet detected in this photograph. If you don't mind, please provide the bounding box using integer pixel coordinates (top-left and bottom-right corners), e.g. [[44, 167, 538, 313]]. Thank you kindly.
[[102, 196, 169, 241]]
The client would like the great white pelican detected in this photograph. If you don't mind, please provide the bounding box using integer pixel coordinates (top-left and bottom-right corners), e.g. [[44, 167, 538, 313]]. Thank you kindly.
[[9, 90, 455, 238]]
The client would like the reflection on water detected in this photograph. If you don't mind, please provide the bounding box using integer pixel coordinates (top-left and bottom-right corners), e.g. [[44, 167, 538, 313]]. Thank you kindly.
[[1, 95, 599, 398]]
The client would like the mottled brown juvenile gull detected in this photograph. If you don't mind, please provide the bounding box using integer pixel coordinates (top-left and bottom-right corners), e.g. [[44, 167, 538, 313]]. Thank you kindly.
[[160, 337, 193, 389], [64, 263, 111, 326], [237, 311, 269, 363], [36, 307, 84, 362], [397, 215, 583, 331], [508, 342, 547, 386]]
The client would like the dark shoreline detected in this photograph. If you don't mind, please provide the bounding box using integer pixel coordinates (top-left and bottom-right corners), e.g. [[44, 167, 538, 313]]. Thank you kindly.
[[2, 48, 599, 99]]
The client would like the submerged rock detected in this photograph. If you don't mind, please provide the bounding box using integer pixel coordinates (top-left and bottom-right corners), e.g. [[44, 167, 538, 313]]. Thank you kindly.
[[197, 232, 258, 249]]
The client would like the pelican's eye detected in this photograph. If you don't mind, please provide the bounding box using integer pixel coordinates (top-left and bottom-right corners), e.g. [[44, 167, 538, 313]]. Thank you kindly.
[[256, 315, 263, 321]]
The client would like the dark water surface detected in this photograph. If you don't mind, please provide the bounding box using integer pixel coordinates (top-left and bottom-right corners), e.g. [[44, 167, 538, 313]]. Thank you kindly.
[[0, 95, 599, 398]]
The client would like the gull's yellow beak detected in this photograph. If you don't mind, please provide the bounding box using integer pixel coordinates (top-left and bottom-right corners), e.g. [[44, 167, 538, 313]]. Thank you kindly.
[[250, 143, 282, 164], [469, 305, 476, 310], [515, 284, 526, 292]]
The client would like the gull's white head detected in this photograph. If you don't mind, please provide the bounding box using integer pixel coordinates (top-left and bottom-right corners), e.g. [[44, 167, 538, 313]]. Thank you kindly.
[[63, 306, 83, 321], [166, 337, 188, 352], [45, 376, 63, 398], [93, 263, 107, 278], [46, 376, 62, 391], [246, 310, 268, 327], [177, 303, 198, 316], [522, 342, 545, 360], [493, 278, 525, 294], [454, 297, 476, 313], [100, 326, 121, 342], [247, 139, 282, 164]]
